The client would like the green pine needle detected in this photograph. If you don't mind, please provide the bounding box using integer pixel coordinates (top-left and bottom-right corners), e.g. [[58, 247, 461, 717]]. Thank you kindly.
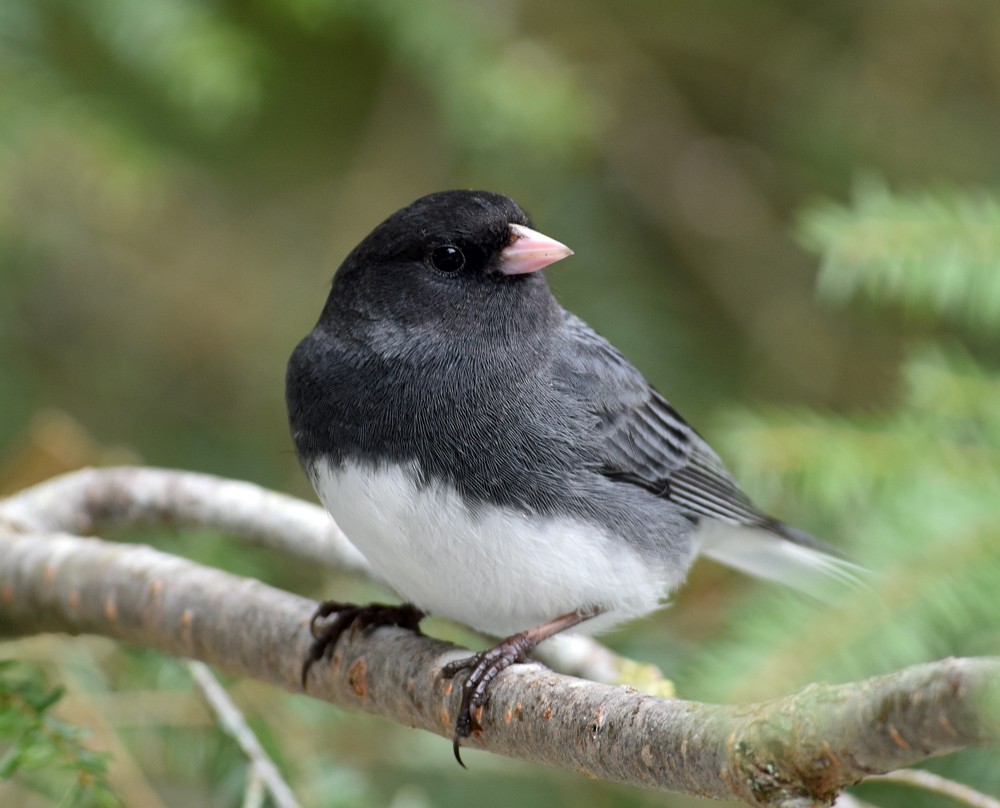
[[0, 663, 121, 807], [798, 178, 1000, 332]]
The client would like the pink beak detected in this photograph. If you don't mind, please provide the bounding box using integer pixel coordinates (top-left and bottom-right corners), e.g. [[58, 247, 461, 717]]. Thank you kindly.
[[499, 223, 574, 276]]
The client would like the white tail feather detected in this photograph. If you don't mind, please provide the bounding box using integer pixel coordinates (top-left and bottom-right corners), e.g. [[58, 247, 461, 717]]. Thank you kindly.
[[696, 521, 866, 600]]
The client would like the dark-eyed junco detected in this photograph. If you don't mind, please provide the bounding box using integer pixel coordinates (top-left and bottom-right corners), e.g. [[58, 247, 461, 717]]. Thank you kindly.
[[286, 190, 856, 761]]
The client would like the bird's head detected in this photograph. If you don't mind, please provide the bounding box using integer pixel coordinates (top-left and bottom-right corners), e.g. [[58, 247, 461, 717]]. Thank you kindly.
[[322, 190, 573, 338]]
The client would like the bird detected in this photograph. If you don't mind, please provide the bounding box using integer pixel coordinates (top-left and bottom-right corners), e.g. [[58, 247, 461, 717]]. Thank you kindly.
[[285, 189, 857, 763]]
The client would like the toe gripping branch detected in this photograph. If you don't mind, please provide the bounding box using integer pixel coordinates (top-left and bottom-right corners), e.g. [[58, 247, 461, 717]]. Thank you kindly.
[[301, 601, 425, 688], [440, 608, 597, 767], [300, 601, 597, 767]]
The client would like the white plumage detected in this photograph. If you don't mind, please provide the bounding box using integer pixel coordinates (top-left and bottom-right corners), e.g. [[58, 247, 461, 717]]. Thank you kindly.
[[311, 458, 689, 637]]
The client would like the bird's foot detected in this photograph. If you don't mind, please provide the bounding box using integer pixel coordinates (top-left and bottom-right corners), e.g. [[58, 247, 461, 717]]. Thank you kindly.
[[440, 608, 595, 767], [301, 601, 424, 688], [441, 631, 540, 767]]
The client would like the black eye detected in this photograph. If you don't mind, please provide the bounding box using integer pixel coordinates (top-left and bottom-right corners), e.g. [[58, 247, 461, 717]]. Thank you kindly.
[[430, 244, 465, 273]]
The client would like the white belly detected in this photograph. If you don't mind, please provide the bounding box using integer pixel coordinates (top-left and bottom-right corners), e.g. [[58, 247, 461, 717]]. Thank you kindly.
[[310, 458, 676, 637]]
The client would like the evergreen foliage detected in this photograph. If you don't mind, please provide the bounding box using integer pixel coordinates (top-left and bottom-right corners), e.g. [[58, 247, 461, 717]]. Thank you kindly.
[[0, 662, 119, 807], [800, 179, 1000, 333], [687, 180, 1000, 804]]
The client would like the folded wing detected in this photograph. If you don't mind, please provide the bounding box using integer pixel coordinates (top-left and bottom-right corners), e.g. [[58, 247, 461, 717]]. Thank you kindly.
[[555, 312, 862, 596]]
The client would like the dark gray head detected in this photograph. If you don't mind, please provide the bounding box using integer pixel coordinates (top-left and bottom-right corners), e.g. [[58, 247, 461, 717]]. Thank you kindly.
[[288, 188, 580, 498], [319, 190, 573, 338]]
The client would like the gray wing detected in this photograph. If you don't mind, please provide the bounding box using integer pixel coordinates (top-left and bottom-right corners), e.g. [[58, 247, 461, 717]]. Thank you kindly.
[[552, 312, 864, 597], [554, 312, 821, 545]]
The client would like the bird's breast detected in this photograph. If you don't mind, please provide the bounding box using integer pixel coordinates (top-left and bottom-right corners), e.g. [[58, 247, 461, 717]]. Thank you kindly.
[[308, 457, 676, 637]]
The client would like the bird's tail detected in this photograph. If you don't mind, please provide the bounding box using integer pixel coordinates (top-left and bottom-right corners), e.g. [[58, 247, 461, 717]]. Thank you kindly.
[[696, 519, 867, 600]]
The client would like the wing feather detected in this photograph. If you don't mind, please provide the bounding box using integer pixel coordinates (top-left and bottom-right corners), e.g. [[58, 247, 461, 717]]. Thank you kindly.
[[555, 311, 845, 561]]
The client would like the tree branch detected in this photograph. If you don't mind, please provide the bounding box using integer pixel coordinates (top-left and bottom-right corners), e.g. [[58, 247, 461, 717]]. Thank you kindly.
[[870, 769, 1000, 808], [0, 466, 371, 575], [187, 660, 302, 808], [0, 524, 996, 806]]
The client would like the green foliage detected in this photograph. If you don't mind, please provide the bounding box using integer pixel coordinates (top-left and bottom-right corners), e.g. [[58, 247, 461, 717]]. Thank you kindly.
[[799, 179, 1000, 333], [0, 0, 593, 157], [86, 0, 263, 134], [0, 662, 120, 807], [256, 0, 597, 157], [682, 180, 1000, 802], [689, 350, 1000, 698]]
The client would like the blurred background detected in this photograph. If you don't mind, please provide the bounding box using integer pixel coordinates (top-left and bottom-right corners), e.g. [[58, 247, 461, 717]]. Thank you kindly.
[[1, 1, 999, 806]]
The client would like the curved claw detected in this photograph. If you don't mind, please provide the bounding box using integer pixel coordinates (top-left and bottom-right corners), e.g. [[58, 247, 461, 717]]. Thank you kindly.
[[450, 661, 485, 768], [442, 642, 527, 767], [301, 601, 425, 690], [308, 600, 351, 639]]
